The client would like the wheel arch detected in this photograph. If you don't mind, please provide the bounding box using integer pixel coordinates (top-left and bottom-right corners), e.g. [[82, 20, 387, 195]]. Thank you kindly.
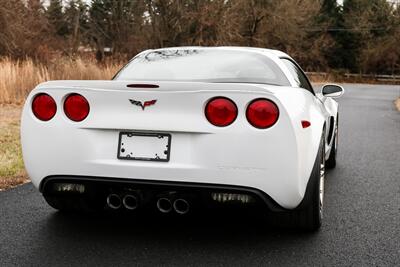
[[295, 127, 325, 210]]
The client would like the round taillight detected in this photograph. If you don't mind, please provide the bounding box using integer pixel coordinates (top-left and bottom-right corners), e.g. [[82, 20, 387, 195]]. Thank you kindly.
[[205, 97, 237, 127], [64, 94, 90, 122], [246, 99, 279, 129], [32, 93, 57, 121]]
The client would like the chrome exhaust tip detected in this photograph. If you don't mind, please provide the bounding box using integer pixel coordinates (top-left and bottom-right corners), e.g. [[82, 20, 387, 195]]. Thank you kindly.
[[122, 194, 139, 210], [173, 199, 190, 215], [157, 198, 172, 213], [107, 194, 122, 210]]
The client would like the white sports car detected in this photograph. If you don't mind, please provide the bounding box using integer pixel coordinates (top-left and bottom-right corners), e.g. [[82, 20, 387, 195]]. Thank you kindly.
[[21, 47, 343, 230]]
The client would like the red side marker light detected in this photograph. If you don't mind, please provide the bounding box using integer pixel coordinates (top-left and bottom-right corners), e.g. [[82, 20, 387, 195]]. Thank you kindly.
[[301, 120, 311, 128]]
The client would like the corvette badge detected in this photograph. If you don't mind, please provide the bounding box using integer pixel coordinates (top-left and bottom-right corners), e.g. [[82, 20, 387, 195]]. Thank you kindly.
[[129, 99, 157, 110]]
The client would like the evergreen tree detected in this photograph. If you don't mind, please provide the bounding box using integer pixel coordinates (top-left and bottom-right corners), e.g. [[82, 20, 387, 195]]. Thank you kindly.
[[337, 0, 364, 71], [64, 0, 89, 52], [315, 0, 342, 69], [89, 0, 145, 58], [321, 0, 340, 19], [336, 0, 397, 71], [46, 0, 68, 37]]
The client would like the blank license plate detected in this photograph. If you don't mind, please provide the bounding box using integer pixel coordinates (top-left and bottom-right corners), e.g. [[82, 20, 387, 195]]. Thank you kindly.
[[117, 132, 171, 162]]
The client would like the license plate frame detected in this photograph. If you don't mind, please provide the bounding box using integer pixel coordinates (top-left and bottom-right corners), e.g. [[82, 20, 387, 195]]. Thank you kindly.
[[117, 132, 171, 162]]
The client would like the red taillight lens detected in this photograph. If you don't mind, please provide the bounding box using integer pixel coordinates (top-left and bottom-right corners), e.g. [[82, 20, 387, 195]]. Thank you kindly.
[[64, 94, 90, 122], [32, 93, 57, 121], [205, 97, 237, 127], [246, 99, 279, 129]]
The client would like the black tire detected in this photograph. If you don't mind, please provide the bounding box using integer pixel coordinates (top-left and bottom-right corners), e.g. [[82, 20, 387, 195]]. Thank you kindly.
[[326, 116, 338, 169], [270, 132, 325, 231]]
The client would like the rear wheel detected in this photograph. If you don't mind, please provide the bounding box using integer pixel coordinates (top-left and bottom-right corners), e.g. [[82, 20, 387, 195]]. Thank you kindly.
[[270, 132, 325, 231]]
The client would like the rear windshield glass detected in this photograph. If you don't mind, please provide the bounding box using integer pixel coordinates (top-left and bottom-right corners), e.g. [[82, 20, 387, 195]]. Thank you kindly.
[[114, 49, 290, 86]]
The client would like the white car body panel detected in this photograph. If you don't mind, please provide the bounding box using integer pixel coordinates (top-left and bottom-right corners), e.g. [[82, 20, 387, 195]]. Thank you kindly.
[[21, 47, 339, 209]]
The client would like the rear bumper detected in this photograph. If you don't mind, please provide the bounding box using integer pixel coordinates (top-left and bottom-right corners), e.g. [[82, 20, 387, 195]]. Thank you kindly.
[[22, 127, 309, 209], [40, 175, 286, 212], [23, 134, 306, 210]]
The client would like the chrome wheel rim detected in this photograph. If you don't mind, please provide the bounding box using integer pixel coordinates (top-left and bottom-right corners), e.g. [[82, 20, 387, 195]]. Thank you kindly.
[[334, 125, 338, 154], [319, 148, 326, 218]]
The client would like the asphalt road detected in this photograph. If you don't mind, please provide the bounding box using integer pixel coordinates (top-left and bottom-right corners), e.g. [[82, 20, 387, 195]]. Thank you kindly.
[[1, 84, 399, 266]]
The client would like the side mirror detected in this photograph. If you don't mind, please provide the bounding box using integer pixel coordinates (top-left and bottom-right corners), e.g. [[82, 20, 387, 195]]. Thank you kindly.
[[322, 84, 344, 98]]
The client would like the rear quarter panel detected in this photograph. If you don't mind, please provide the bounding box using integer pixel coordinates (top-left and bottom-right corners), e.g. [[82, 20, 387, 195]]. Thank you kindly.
[[272, 87, 326, 193]]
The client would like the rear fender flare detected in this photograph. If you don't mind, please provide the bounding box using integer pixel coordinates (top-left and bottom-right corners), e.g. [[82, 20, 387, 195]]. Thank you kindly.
[[295, 126, 325, 210]]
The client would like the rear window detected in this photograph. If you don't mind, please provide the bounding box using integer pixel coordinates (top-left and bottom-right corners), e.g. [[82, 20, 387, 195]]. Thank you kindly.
[[114, 49, 290, 86]]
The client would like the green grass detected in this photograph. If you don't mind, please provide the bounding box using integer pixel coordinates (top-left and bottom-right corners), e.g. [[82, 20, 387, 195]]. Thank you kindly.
[[0, 122, 23, 176], [0, 105, 27, 190]]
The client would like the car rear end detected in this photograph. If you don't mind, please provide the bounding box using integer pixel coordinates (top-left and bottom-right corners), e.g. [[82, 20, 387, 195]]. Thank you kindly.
[[22, 47, 325, 215], [21, 79, 315, 213]]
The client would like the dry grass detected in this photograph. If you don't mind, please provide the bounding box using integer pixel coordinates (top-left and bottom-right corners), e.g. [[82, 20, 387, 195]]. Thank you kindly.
[[307, 71, 400, 85], [308, 72, 375, 85], [0, 173, 28, 191], [395, 98, 400, 112], [0, 104, 28, 190], [0, 57, 123, 104]]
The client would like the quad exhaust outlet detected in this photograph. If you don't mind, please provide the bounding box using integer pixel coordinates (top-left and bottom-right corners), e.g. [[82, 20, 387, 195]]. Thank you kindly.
[[107, 193, 140, 210], [106, 194, 122, 210], [173, 199, 190, 215], [157, 198, 173, 213], [107, 192, 190, 214], [157, 197, 190, 214], [122, 194, 139, 210]]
